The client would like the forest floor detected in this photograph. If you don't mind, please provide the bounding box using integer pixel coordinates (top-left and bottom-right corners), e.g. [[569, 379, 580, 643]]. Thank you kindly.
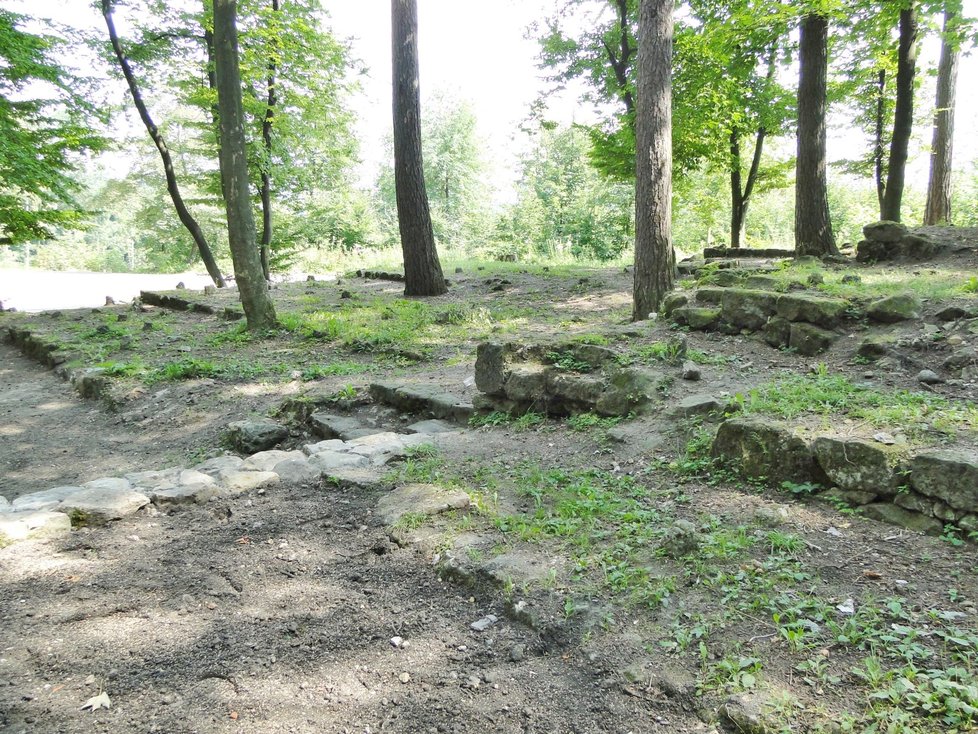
[[1, 236, 978, 733]]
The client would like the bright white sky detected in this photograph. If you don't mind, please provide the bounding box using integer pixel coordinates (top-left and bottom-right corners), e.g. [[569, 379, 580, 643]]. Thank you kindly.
[[3, 0, 978, 201]]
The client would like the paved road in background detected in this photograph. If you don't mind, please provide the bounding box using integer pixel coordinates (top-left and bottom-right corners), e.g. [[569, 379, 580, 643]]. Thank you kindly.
[[0, 269, 215, 312]]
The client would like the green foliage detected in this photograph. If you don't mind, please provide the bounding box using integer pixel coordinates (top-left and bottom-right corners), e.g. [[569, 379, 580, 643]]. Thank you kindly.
[[0, 10, 106, 243], [566, 412, 621, 433], [494, 124, 634, 261], [546, 350, 594, 373]]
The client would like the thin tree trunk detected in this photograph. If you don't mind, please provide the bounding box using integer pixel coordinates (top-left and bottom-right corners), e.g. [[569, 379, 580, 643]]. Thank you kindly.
[[924, 2, 959, 226], [102, 0, 226, 288], [258, 0, 280, 281], [391, 0, 447, 297], [213, 0, 277, 329], [795, 13, 838, 257], [632, 0, 674, 321], [729, 125, 766, 250], [874, 69, 887, 217], [204, 28, 227, 202], [602, 0, 636, 118], [881, 6, 918, 222]]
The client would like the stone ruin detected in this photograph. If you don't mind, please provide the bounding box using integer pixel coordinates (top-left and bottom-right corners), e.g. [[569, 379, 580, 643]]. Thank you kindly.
[[474, 340, 673, 417], [856, 221, 938, 262], [712, 415, 978, 537]]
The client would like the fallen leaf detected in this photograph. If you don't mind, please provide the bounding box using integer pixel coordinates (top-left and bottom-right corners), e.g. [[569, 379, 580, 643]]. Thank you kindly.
[[863, 571, 883, 580], [81, 692, 111, 712], [235, 536, 250, 545], [837, 599, 856, 616], [873, 432, 896, 445], [229, 711, 239, 720]]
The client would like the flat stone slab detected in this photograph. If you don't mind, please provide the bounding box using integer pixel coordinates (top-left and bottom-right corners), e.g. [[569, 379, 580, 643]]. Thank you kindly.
[[308, 451, 368, 473], [125, 469, 182, 490], [195, 456, 245, 476], [59, 487, 150, 523], [217, 470, 280, 494], [81, 477, 132, 493], [302, 439, 346, 456], [243, 449, 305, 472], [813, 437, 907, 497], [673, 394, 724, 419], [226, 419, 289, 453], [376, 483, 471, 526], [406, 419, 457, 435], [369, 382, 473, 423], [862, 503, 943, 535], [479, 550, 562, 587], [0, 510, 72, 541], [321, 465, 386, 489], [11, 486, 83, 512], [150, 484, 220, 506], [272, 457, 321, 484], [310, 412, 377, 441]]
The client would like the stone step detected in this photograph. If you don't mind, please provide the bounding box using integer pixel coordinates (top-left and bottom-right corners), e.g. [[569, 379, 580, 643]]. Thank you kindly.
[[369, 382, 474, 423]]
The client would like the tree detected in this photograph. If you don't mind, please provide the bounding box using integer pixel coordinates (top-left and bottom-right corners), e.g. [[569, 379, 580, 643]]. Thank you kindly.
[[794, 13, 838, 257], [391, 0, 447, 297], [0, 10, 106, 245], [102, 0, 227, 287], [632, 0, 674, 321], [213, 0, 277, 329], [924, 1, 961, 225], [880, 6, 919, 222]]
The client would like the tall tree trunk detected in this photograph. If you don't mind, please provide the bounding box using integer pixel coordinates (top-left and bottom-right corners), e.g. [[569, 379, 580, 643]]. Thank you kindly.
[[924, 2, 960, 226], [258, 0, 280, 281], [795, 13, 838, 257], [874, 69, 887, 216], [881, 6, 918, 222], [632, 0, 674, 321], [102, 0, 226, 288], [391, 0, 447, 297], [213, 0, 277, 329], [728, 126, 766, 250]]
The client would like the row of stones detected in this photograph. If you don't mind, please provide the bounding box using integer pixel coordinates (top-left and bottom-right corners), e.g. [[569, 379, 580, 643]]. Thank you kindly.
[[663, 286, 922, 356], [0, 430, 445, 544], [712, 416, 978, 536]]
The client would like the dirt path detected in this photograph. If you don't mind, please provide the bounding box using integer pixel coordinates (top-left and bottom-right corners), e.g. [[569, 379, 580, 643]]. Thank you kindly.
[[0, 343, 694, 733]]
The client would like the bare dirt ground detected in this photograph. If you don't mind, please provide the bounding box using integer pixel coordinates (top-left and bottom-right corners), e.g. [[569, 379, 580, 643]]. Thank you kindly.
[[2, 246, 978, 733]]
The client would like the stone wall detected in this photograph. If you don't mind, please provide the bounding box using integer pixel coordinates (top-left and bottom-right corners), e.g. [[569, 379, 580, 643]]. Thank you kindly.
[[712, 415, 978, 536]]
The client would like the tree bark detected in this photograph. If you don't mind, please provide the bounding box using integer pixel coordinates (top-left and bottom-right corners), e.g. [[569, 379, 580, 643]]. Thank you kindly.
[[213, 0, 278, 329], [632, 0, 674, 321], [881, 6, 918, 222], [794, 14, 838, 257], [102, 0, 226, 288], [874, 69, 886, 217], [924, 2, 959, 226], [391, 0, 447, 297], [258, 0, 280, 281]]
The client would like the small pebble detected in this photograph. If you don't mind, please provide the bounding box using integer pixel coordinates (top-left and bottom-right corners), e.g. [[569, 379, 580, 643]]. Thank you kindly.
[[398, 672, 411, 684]]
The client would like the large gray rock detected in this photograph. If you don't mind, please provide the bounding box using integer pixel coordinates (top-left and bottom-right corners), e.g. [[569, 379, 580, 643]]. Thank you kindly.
[[720, 289, 779, 331], [302, 439, 345, 455], [775, 293, 849, 329], [911, 449, 978, 511], [226, 419, 289, 453], [673, 394, 725, 419], [376, 483, 470, 526], [788, 322, 837, 356], [863, 221, 908, 243], [861, 503, 943, 535], [595, 367, 660, 416], [712, 416, 816, 486], [406, 419, 456, 435], [867, 293, 922, 323], [11, 486, 83, 512], [0, 510, 72, 541], [660, 292, 689, 319], [504, 364, 549, 402], [125, 469, 181, 490], [813, 437, 907, 497], [59, 486, 150, 523]]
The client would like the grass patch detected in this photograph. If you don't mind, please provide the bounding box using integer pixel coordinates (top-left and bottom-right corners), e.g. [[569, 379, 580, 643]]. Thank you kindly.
[[735, 367, 978, 439]]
